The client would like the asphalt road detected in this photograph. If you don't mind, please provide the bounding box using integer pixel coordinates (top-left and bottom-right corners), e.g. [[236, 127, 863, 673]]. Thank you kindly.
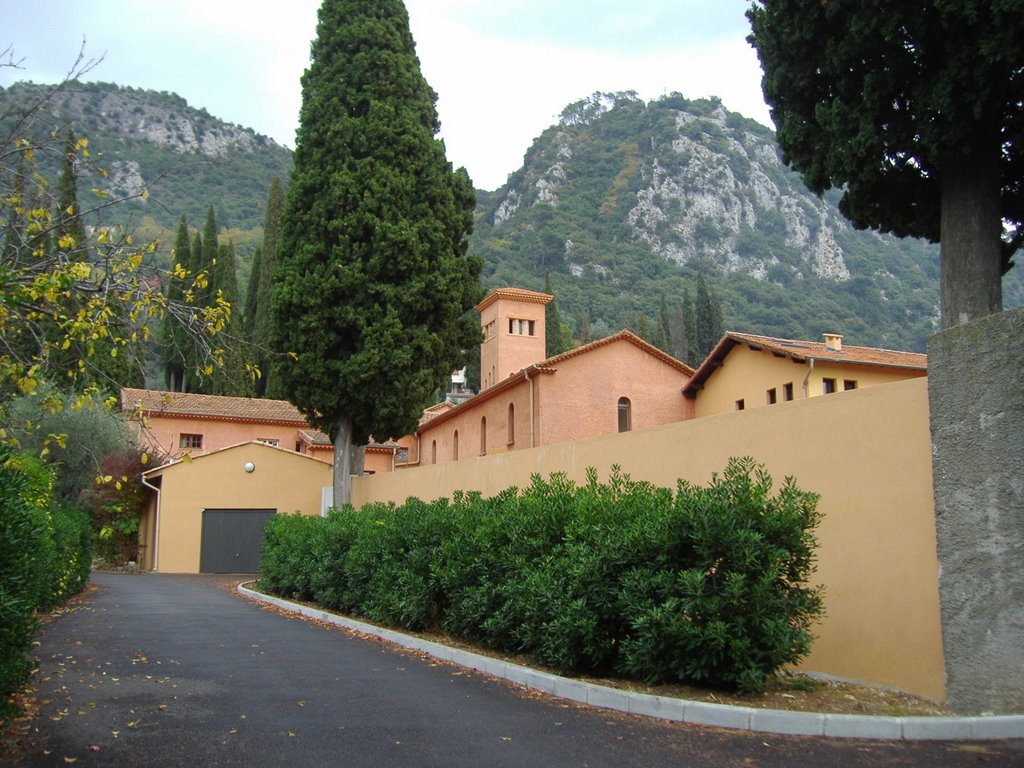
[[3, 573, 1022, 767]]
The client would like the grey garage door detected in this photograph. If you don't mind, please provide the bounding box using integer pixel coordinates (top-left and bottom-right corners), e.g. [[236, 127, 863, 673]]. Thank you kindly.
[[200, 509, 277, 573]]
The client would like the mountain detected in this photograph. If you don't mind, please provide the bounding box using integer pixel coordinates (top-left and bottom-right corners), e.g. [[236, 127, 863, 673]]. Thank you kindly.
[[471, 92, 1021, 354], [0, 80, 293, 233], [3, 82, 1018, 356]]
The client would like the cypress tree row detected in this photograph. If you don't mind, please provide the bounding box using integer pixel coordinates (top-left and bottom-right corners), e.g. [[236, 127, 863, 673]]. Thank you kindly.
[[271, 0, 482, 505]]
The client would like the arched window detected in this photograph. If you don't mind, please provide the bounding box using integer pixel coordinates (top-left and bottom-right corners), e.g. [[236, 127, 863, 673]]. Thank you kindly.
[[508, 403, 515, 445], [617, 397, 632, 433], [431, 439, 437, 465], [453, 430, 459, 460], [480, 417, 487, 455]]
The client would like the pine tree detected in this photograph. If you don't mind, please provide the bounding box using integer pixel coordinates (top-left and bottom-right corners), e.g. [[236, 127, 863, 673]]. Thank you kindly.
[[271, 0, 482, 505]]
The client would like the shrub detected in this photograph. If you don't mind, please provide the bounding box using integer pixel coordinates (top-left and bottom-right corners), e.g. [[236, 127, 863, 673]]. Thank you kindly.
[[0, 447, 48, 718], [0, 448, 93, 719], [258, 458, 823, 694]]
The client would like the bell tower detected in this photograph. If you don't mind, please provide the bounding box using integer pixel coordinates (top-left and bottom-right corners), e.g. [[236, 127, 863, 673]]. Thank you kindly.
[[476, 288, 553, 391]]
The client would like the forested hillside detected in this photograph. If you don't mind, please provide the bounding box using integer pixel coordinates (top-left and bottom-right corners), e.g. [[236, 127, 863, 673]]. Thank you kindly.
[[471, 92, 1021, 355]]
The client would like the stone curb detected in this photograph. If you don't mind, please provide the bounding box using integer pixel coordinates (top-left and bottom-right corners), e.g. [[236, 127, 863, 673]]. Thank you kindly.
[[237, 584, 1024, 742]]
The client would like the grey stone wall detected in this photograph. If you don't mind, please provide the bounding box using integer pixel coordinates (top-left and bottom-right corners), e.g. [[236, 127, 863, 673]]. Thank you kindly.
[[929, 305, 1024, 714]]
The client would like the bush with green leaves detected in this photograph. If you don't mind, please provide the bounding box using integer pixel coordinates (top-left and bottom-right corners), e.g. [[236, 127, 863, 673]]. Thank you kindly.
[[259, 457, 823, 693], [0, 447, 92, 719]]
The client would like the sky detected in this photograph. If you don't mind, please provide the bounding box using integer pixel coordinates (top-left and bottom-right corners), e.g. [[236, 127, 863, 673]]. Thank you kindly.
[[0, 0, 773, 191]]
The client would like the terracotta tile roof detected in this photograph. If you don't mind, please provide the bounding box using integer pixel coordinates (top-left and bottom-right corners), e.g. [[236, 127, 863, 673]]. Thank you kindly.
[[541, 330, 694, 376], [120, 388, 309, 425], [475, 287, 554, 312], [298, 428, 333, 448], [416, 330, 693, 433], [684, 332, 927, 396]]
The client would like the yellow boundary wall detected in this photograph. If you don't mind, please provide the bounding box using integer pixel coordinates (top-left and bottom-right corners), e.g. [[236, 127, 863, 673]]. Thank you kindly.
[[353, 377, 945, 700]]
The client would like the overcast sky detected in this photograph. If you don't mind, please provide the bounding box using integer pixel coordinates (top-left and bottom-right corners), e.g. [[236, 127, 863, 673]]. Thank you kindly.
[[1, 0, 772, 191]]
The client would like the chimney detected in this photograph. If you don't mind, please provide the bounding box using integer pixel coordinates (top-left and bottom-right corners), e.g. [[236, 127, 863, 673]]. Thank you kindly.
[[823, 333, 843, 352]]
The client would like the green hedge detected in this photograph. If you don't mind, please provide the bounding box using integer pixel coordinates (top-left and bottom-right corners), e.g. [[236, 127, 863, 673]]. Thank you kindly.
[[0, 448, 92, 719], [260, 457, 823, 693]]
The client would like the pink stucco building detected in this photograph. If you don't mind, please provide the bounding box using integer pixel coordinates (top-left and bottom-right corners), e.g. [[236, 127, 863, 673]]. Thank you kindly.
[[400, 288, 695, 467]]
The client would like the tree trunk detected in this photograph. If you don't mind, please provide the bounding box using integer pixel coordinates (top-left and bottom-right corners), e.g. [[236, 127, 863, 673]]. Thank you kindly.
[[939, 135, 1004, 329], [332, 416, 356, 509]]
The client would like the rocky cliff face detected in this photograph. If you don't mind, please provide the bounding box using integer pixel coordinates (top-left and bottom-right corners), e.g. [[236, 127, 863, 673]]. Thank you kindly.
[[470, 92, 954, 351], [486, 94, 856, 284], [0, 81, 293, 230]]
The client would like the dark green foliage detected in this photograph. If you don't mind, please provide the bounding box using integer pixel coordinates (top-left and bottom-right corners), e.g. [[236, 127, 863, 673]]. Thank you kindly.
[[249, 176, 286, 398], [543, 272, 571, 358], [694, 274, 724, 362], [208, 240, 254, 397], [747, 0, 1022, 325], [162, 215, 192, 391], [0, 447, 47, 718], [259, 458, 823, 693], [54, 130, 87, 255], [272, 0, 482, 502], [0, 447, 91, 720]]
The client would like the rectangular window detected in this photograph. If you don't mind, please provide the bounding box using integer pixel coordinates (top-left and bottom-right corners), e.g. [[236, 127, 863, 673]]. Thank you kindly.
[[507, 317, 537, 336], [257, 438, 279, 446], [735, 399, 745, 411], [767, 387, 777, 405], [844, 379, 858, 391], [179, 433, 203, 450], [783, 382, 794, 401], [822, 378, 837, 395]]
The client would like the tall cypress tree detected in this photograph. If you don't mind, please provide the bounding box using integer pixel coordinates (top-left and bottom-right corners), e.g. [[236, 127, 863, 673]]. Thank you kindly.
[[252, 176, 286, 398], [162, 215, 191, 391], [694, 274, 725, 363], [54, 130, 87, 258], [271, 0, 482, 505], [670, 301, 690, 367], [208, 241, 254, 397], [655, 292, 671, 353], [543, 272, 569, 358], [244, 246, 262, 339], [681, 288, 697, 365]]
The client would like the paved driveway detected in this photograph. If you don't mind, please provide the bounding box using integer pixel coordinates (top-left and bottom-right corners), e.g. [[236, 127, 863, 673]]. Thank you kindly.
[[3, 573, 1022, 767]]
